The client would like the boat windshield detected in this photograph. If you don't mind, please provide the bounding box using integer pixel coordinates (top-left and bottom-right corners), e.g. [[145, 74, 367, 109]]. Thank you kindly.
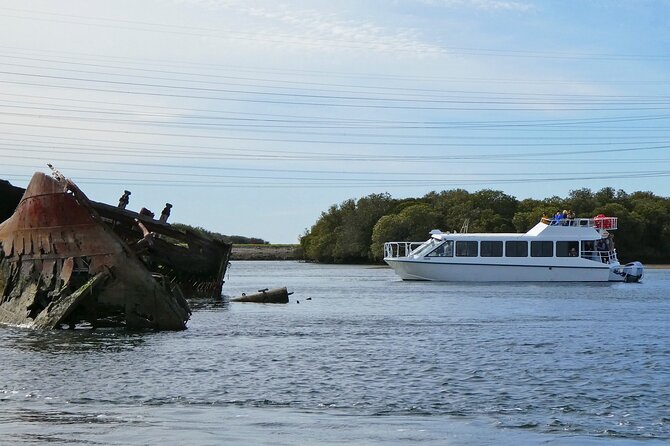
[[410, 238, 442, 257]]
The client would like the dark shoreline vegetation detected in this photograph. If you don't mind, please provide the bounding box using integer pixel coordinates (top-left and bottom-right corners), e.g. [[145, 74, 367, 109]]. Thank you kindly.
[[170, 223, 269, 246], [168, 225, 302, 260], [299, 188, 670, 265]]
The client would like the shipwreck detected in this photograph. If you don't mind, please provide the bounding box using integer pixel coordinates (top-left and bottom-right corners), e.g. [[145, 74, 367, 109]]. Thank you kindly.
[[0, 170, 232, 331]]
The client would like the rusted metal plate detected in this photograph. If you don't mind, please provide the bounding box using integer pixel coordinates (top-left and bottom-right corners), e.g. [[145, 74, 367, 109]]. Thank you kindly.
[[41, 259, 56, 283], [60, 257, 74, 284]]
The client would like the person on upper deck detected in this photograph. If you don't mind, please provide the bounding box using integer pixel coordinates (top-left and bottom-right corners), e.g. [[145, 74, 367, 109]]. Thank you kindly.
[[552, 211, 563, 225]]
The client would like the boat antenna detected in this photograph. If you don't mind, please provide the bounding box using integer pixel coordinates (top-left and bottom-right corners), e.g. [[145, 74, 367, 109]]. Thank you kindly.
[[460, 218, 470, 234]]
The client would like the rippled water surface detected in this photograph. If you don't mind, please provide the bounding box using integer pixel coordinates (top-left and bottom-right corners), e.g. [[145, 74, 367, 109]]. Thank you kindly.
[[1, 261, 669, 445]]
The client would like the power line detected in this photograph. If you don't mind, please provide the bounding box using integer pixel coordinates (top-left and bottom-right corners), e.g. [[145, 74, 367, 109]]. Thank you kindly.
[[4, 169, 670, 190], [3, 69, 669, 107], [1, 133, 669, 160], [3, 92, 670, 129], [2, 55, 669, 101], [0, 45, 667, 95], [5, 109, 670, 141], [5, 160, 670, 181]]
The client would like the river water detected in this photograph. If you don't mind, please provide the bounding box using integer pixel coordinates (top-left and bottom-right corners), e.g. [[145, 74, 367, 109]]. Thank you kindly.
[[1, 261, 669, 445]]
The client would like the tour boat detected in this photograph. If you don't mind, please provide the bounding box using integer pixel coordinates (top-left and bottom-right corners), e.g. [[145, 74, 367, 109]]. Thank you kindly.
[[383, 216, 644, 282]]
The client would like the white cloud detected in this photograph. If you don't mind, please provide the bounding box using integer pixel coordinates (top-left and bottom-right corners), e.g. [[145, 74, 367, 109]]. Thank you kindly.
[[169, 0, 445, 56], [411, 0, 534, 12]]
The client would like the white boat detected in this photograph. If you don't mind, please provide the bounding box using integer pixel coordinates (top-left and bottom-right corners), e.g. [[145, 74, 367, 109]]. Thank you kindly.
[[383, 216, 644, 282]]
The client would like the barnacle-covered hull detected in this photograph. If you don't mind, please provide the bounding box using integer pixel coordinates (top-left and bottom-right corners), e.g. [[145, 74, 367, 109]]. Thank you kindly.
[[0, 173, 194, 330]]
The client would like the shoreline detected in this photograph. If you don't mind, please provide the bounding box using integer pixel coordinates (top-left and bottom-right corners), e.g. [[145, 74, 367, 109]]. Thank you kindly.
[[231, 244, 302, 261], [230, 246, 670, 269]]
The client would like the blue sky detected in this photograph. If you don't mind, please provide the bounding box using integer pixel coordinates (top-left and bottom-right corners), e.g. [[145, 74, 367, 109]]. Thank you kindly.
[[1, 0, 669, 243]]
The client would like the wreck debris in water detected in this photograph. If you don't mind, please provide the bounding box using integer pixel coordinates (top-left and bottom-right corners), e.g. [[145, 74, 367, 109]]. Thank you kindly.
[[0, 171, 232, 330], [231, 287, 292, 304]]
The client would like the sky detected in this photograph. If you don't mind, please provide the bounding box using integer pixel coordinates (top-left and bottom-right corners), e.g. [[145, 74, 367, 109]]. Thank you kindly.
[[1, 0, 669, 243]]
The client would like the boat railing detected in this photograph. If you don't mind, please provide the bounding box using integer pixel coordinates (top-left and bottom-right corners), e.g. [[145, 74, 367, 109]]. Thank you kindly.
[[580, 249, 619, 264], [545, 216, 618, 230], [384, 241, 424, 259]]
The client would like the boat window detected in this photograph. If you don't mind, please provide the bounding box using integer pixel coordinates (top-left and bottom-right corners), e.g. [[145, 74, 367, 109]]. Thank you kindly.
[[531, 241, 553, 257], [456, 241, 478, 257], [505, 241, 528, 257], [411, 239, 440, 257], [427, 240, 454, 257], [580, 240, 600, 261], [480, 241, 503, 257], [556, 241, 579, 257]]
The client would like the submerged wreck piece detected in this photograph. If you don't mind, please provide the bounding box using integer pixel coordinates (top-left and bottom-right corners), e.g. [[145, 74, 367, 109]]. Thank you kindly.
[[0, 172, 199, 330], [231, 287, 291, 304]]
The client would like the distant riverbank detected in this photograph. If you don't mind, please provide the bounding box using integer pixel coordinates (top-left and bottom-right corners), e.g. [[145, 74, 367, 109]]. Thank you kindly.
[[230, 246, 670, 266], [231, 244, 302, 261]]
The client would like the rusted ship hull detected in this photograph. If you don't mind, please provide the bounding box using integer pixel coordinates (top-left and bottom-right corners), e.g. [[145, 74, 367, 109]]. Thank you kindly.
[[90, 201, 231, 300], [0, 172, 230, 330]]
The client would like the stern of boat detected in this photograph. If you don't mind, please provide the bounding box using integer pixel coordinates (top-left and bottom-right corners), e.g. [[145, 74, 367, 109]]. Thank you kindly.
[[609, 261, 644, 282]]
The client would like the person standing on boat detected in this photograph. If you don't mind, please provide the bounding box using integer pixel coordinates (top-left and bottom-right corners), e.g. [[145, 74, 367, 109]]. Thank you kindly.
[[596, 239, 609, 263], [552, 211, 563, 225], [583, 241, 596, 260]]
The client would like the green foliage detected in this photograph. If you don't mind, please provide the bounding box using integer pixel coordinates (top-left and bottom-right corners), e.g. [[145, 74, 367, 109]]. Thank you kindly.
[[301, 193, 394, 263], [370, 204, 442, 260], [300, 203, 345, 262], [300, 187, 670, 264]]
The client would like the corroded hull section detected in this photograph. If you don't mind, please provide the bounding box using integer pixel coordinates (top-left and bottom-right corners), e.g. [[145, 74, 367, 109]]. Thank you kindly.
[[90, 201, 232, 300], [0, 173, 191, 330]]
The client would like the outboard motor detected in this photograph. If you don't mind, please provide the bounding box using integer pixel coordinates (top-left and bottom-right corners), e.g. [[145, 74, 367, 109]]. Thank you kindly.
[[622, 261, 644, 283]]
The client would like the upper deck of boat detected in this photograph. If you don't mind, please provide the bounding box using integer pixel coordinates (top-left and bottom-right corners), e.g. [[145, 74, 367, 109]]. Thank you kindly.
[[430, 216, 617, 241]]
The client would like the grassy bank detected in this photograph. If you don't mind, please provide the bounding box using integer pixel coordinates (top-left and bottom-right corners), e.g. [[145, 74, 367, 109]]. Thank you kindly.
[[231, 244, 302, 261]]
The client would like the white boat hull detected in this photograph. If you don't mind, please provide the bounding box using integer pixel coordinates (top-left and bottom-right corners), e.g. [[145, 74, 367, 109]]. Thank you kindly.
[[385, 258, 628, 282]]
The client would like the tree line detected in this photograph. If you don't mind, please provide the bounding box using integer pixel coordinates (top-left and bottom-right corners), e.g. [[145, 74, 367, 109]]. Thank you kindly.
[[299, 188, 670, 264], [171, 223, 268, 245]]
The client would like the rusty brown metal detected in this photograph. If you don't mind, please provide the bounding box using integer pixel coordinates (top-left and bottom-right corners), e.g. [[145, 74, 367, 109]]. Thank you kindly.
[[231, 287, 291, 304], [0, 171, 230, 330]]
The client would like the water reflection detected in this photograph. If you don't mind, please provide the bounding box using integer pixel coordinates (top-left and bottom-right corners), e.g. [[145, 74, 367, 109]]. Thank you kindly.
[[6, 327, 146, 354], [187, 297, 230, 312], [3, 296, 232, 353], [11, 407, 140, 426]]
